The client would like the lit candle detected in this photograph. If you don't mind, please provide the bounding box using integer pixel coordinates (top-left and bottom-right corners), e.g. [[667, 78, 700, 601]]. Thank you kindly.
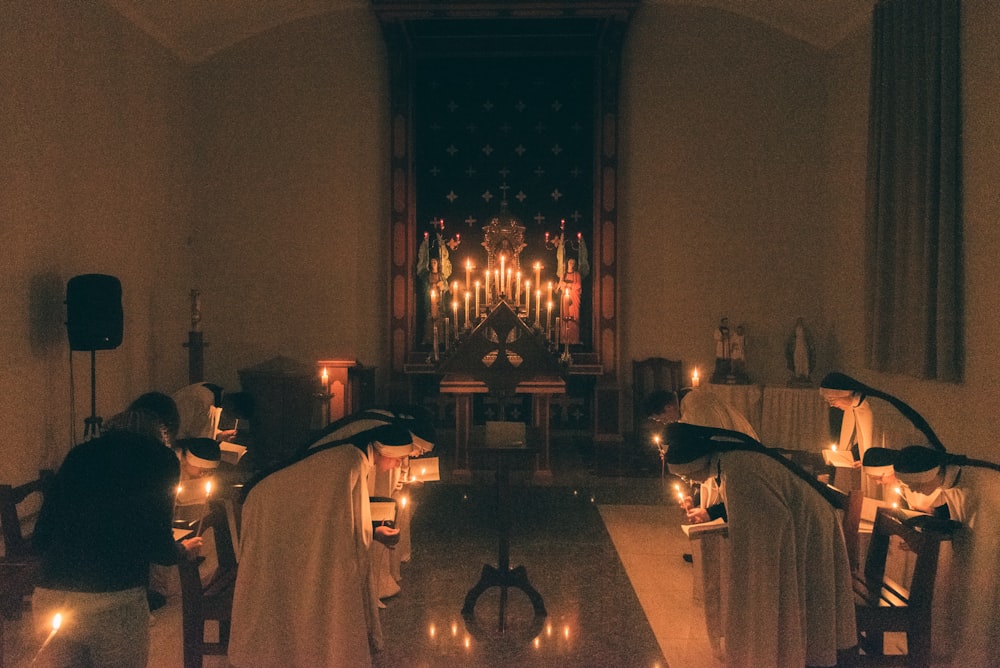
[[516, 271, 522, 305], [691, 368, 699, 388], [524, 280, 531, 317], [400, 495, 408, 508], [500, 255, 506, 294], [535, 289, 542, 327], [547, 281, 553, 306], [36, 612, 63, 657], [452, 281, 458, 300], [195, 480, 212, 536], [506, 268, 512, 299], [452, 301, 459, 338], [464, 291, 470, 328], [831, 442, 838, 452], [534, 262, 542, 291], [546, 300, 553, 339], [474, 280, 481, 318], [172, 483, 183, 518], [465, 259, 472, 292], [484, 270, 490, 305], [321, 366, 329, 388], [430, 288, 438, 318]]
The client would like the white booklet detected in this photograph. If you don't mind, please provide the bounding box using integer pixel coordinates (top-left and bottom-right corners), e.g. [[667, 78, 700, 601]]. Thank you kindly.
[[681, 517, 728, 539], [408, 457, 440, 482], [822, 448, 856, 468], [370, 500, 397, 525]]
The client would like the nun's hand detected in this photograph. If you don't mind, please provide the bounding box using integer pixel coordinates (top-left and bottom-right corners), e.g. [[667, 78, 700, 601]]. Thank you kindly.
[[374, 525, 401, 548], [685, 507, 710, 524]]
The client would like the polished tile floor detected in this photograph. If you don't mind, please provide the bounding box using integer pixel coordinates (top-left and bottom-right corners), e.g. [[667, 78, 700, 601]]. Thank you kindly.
[[4, 436, 723, 667]]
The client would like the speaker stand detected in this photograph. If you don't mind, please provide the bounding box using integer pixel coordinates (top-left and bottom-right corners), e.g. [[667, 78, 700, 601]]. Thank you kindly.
[[83, 349, 102, 440]]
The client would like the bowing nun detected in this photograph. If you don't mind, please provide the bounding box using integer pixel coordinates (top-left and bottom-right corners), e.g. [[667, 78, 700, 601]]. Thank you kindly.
[[229, 423, 419, 668], [882, 445, 1000, 666], [665, 423, 857, 668]]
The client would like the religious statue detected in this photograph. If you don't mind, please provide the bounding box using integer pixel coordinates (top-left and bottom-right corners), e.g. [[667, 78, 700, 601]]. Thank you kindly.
[[553, 228, 589, 347], [417, 234, 452, 345], [712, 317, 731, 382], [785, 317, 815, 387], [557, 258, 583, 345]]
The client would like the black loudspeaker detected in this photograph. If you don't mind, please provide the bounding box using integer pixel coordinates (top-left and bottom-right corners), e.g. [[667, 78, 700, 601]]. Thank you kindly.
[[66, 274, 123, 351]]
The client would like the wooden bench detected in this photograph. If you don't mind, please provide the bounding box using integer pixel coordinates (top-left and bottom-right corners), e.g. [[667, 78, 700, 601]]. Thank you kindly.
[[853, 506, 957, 667]]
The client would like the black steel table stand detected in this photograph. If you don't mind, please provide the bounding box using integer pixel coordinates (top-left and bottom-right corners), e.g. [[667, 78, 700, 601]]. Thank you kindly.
[[462, 446, 546, 631]]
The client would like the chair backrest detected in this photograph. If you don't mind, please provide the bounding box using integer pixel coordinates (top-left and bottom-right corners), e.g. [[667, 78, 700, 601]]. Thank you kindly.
[[632, 357, 682, 438], [0, 470, 54, 560], [854, 507, 956, 666], [827, 485, 864, 573], [178, 499, 238, 668]]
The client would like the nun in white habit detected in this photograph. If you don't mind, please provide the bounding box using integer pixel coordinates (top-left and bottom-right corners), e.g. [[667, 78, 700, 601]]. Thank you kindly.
[[229, 423, 417, 668], [666, 423, 857, 668], [890, 446, 1000, 666]]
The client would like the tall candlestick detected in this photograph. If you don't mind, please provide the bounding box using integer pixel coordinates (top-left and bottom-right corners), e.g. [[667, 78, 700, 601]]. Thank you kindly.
[[465, 259, 472, 292], [547, 301, 553, 339], [432, 324, 439, 361], [524, 280, 531, 317], [506, 268, 512, 299], [452, 301, 459, 338], [516, 271, 521, 305], [464, 291, 470, 329], [547, 281, 553, 306], [500, 256, 506, 294], [535, 289, 542, 327], [430, 289, 438, 319], [474, 281, 481, 319], [443, 317, 449, 348], [483, 270, 490, 306]]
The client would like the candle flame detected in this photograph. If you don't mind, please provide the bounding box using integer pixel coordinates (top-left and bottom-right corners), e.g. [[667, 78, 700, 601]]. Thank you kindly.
[[205, 481, 212, 496], [831, 443, 838, 452], [400, 496, 407, 508], [52, 613, 62, 631]]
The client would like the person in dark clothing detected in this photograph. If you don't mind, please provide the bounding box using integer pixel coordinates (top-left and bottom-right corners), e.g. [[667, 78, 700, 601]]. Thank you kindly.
[[31, 407, 199, 668]]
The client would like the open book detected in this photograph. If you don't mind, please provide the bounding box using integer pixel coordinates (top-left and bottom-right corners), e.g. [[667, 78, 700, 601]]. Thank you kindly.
[[370, 499, 397, 526], [407, 457, 440, 482], [219, 441, 247, 465], [681, 517, 728, 539], [822, 448, 856, 468]]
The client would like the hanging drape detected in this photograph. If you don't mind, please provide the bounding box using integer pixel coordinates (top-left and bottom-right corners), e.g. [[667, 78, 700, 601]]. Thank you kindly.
[[864, 0, 963, 382]]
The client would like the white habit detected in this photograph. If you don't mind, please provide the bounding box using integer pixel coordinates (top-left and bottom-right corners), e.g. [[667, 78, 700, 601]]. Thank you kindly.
[[714, 450, 856, 667], [229, 444, 380, 668]]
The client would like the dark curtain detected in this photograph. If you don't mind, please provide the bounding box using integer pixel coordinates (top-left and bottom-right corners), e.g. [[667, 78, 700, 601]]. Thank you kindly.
[[864, 0, 963, 381]]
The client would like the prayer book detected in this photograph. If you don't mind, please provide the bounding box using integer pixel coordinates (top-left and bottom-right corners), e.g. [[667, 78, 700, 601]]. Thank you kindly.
[[822, 448, 856, 468], [220, 441, 247, 465], [408, 457, 440, 482], [370, 500, 397, 526], [681, 517, 728, 539], [173, 527, 194, 542]]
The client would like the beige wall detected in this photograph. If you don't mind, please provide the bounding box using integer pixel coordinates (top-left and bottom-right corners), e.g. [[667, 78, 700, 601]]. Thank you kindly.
[[0, 1, 194, 480], [187, 9, 388, 391], [2, 1, 998, 484]]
